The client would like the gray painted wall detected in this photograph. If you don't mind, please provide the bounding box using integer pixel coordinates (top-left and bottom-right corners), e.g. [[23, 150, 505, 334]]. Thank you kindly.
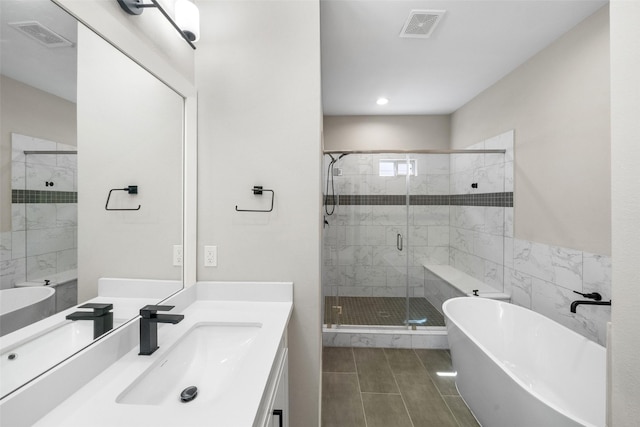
[[451, 7, 611, 256], [324, 115, 451, 151], [194, 2, 323, 426], [77, 26, 183, 301]]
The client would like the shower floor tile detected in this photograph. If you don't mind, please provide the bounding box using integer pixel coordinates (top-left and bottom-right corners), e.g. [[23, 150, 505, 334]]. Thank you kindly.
[[324, 296, 445, 327]]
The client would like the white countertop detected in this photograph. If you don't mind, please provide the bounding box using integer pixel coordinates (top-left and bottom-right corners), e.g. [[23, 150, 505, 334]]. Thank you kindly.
[[24, 282, 293, 427], [0, 296, 159, 353]]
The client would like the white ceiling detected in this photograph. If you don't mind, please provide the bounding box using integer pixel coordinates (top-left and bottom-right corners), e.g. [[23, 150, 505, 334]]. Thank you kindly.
[[321, 0, 608, 115], [0, 0, 77, 102], [1, 0, 607, 111]]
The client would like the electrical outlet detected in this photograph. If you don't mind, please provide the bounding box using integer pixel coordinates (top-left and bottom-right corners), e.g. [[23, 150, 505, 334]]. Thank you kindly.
[[204, 245, 217, 267], [173, 245, 183, 266]]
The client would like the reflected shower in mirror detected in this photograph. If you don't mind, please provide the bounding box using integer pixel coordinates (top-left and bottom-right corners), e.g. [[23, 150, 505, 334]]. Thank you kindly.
[[0, 0, 184, 399], [1, 0, 79, 334]]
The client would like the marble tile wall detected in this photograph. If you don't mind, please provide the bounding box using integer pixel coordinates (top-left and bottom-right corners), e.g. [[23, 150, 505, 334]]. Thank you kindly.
[[448, 131, 514, 291], [448, 130, 610, 345], [506, 240, 611, 346], [322, 328, 449, 349], [1, 134, 77, 289], [446, 130, 610, 344], [423, 269, 466, 316], [55, 280, 78, 312]]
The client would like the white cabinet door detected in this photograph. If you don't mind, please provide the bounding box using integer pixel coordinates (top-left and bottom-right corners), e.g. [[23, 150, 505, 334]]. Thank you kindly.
[[269, 350, 288, 427]]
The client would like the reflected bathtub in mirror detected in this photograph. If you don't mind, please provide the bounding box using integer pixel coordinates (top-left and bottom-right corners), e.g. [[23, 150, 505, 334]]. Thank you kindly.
[[0, 287, 55, 337], [0, 0, 185, 398]]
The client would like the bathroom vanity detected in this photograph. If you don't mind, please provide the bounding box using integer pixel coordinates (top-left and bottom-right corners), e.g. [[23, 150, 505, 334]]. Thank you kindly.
[[0, 281, 292, 427]]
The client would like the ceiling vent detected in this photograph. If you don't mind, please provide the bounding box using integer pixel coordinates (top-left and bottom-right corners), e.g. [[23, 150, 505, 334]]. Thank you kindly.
[[399, 10, 446, 39], [9, 21, 73, 48]]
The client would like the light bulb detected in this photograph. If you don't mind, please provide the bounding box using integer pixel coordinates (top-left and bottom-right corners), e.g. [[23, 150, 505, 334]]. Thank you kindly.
[[376, 97, 389, 105], [175, 0, 200, 42]]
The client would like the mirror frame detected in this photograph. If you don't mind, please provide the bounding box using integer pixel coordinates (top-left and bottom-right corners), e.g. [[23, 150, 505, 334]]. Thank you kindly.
[[0, 0, 197, 399]]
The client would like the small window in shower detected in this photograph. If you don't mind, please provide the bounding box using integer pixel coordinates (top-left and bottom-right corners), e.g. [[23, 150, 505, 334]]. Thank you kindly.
[[379, 159, 417, 177]]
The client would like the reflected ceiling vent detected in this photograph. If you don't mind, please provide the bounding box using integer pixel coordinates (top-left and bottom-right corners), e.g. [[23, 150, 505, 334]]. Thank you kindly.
[[399, 10, 446, 39], [9, 21, 73, 48]]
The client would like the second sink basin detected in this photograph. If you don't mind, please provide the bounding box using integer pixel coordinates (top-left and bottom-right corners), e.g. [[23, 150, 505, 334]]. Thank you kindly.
[[116, 322, 262, 406]]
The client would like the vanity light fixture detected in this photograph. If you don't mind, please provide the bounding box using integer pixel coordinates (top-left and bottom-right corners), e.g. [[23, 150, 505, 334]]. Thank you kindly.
[[175, 0, 200, 42], [116, 0, 199, 49], [376, 97, 389, 105]]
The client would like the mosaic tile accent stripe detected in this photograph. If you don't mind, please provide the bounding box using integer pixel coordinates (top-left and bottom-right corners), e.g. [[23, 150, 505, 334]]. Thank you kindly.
[[325, 192, 513, 208], [329, 195, 409, 206], [12, 189, 77, 204], [410, 195, 455, 206], [449, 192, 513, 207]]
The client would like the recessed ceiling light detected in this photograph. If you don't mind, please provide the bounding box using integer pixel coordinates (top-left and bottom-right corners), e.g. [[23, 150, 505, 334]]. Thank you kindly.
[[376, 97, 389, 105]]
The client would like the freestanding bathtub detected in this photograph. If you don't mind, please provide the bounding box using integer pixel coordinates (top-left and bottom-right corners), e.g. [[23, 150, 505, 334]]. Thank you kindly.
[[0, 287, 55, 337], [443, 297, 606, 427]]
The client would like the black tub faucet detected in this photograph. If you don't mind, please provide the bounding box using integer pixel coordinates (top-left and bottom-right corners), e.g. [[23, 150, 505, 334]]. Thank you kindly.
[[570, 291, 612, 313], [139, 305, 184, 356], [66, 303, 114, 339]]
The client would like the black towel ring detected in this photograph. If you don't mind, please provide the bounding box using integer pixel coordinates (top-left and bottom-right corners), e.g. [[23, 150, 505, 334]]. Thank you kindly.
[[105, 185, 141, 211], [235, 186, 274, 213]]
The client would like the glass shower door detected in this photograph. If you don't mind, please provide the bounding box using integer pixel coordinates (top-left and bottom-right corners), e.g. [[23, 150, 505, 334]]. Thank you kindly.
[[404, 153, 449, 328], [323, 153, 410, 326], [368, 153, 411, 326], [321, 151, 455, 328], [23, 150, 77, 286]]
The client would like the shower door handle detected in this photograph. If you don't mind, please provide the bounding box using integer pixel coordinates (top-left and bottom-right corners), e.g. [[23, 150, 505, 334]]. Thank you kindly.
[[397, 233, 403, 251]]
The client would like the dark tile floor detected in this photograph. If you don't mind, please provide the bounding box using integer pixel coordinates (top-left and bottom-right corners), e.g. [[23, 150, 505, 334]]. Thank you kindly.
[[324, 296, 445, 327], [322, 347, 479, 427]]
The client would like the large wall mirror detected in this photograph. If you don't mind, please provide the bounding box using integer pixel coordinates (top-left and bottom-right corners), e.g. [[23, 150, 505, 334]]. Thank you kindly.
[[0, 0, 185, 398]]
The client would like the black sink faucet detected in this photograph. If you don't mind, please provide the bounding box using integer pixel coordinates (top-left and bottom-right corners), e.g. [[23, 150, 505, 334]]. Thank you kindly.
[[570, 291, 612, 313], [139, 305, 184, 356], [66, 303, 114, 339]]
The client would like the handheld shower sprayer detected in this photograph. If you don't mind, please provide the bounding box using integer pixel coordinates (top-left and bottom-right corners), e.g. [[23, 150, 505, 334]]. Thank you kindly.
[[324, 153, 349, 216]]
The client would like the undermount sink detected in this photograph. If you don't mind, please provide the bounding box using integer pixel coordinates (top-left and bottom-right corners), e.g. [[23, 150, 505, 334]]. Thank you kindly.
[[116, 322, 262, 406]]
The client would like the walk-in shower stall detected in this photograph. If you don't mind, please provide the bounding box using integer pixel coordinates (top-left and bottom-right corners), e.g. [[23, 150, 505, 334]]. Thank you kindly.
[[9, 133, 79, 313], [322, 139, 513, 334], [15, 149, 77, 280]]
